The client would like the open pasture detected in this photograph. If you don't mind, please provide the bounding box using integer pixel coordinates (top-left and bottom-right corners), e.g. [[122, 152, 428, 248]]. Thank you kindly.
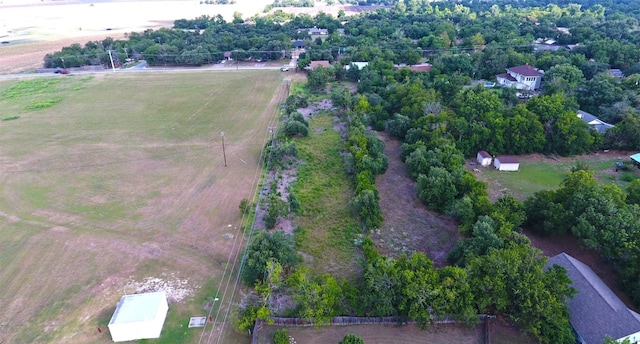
[[0, 70, 285, 343], [472, 151, 640, 201]]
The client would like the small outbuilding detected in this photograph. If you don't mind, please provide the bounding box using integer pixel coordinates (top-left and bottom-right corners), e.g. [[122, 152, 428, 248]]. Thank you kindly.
[[631, 153, 640, 168], [477, 151, 492, 167], [494, 156, 519, 171], [108, 291, 169, 342]]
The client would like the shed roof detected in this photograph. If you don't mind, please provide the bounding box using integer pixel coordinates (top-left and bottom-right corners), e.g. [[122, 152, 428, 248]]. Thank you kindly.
[[109, 291, 167, 325], [631, 153, 640, 163], [507, 64, 543, 77], [547, 253, 640, 343], [496, 156, 519, 164], [478, 150, 491, 158]]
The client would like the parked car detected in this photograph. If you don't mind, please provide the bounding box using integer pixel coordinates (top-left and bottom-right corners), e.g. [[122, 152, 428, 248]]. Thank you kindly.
[[60, 69, 69, 74], [280, 67, 289, 72]]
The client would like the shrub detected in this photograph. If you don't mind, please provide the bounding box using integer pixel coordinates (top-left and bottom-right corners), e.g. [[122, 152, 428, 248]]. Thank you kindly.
[[282, 120, 309, 137], [272, 329, 289, 344], [339, 333, 364, 344]]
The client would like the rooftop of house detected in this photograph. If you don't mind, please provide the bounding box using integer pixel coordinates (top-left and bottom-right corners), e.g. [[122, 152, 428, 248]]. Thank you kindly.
[[395, 63, 432, 72], [507, 64, 543, 77], [496, 73, 517, 82], [609, 69, 625, 78], [577, 110, 614, 133], [548, 253, 640, 344], [308, 60, 331, 69]]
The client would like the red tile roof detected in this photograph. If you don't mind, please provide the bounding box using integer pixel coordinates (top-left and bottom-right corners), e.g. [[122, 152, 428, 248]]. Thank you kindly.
[[507, 64, 543, 77], [309, 60, 331, 69], [496, 73, 517, 82]]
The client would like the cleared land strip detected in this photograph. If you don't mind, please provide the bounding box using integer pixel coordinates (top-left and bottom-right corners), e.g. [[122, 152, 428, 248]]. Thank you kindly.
[[197, 79, 289, 344]]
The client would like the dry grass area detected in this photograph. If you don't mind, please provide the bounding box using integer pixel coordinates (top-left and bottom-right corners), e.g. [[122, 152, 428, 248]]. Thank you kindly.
[[374, 132, 460, 267], [0, 70, 287, 343], [0, 0, 273, 74]]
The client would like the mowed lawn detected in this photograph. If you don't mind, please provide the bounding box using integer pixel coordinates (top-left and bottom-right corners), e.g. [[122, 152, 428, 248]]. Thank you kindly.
[[0, 70, 285, 344], [475, 153, 640, 201]]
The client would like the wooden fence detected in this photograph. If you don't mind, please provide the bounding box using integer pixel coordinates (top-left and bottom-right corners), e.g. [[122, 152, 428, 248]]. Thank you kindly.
[[251, 315, 490, 344]]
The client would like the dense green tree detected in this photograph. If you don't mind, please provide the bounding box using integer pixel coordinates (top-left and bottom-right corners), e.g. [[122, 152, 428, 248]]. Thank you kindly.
[[416, 167, 457, 212], [467, 244, 576, 344], [287, 267, 343, 325], [242, 231, 300, 285], [543, 63, 586, 97]]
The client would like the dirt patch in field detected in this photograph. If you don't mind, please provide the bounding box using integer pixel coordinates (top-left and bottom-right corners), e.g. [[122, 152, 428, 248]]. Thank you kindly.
[[256, 322, 483, 344], [373, 132, 460, 267]]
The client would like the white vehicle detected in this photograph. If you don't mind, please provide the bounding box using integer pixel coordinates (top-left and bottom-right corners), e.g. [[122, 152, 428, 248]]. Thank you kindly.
[[280, 67, 289, 72]]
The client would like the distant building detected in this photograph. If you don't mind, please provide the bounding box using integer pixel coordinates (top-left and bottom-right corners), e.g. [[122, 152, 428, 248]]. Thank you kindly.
[[547, 253, 640, 344], [307, 60, 331, 70], [496, 64, 543, 91], [631, 153, 640, 168], [293, 40, 305, 49], [477, 151, 492, 167], [493, 156, 519, 171], [394, 63, 432, 72], [577, 110, 614, 133], [609, 69, 625, 78], [345, 61, 369, 70]]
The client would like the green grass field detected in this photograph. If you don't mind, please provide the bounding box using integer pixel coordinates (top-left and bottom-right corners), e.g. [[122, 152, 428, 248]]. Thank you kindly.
[[0, 70, 285, 343], [292, 114, 361, 279], [478, 155, 640, 201]]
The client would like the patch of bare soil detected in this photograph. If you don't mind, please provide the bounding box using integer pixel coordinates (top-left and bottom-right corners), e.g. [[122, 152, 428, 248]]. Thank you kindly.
[[257, 322, 483, 344], [489, 315, 537, 344], [373, 132, 460, 267]]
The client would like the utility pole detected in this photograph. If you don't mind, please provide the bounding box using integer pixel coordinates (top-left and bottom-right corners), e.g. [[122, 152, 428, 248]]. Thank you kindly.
[[109, 50, 116, 72], [60, 57, 66, 69], [220, 131, 227, 167], [108, 50, 116, 72], [268, 127, 276, 147]]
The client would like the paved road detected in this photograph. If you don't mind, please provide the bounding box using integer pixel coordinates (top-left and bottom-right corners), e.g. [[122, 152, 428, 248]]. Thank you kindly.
[[0, 60, 296, 80]]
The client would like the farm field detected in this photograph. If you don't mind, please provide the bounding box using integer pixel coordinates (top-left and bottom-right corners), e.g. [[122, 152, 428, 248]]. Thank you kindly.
[[471, 151, 640, 201], [0, 0, 273, 74], [0, 70, 286, 343]]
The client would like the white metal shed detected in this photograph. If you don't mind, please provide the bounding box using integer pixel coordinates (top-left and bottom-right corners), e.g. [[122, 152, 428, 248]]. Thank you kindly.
[[108, 291, 168, 342], [477, 151, 492, 167], [494, 156, 519, 171]]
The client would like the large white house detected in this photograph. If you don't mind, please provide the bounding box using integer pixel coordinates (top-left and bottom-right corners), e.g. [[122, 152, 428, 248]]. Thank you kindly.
[[496, 64, 543, 91], [548, 253, 640, 344]]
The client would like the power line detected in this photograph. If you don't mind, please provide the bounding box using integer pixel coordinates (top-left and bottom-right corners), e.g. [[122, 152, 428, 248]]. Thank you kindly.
[[195, 80, 285, 344]]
